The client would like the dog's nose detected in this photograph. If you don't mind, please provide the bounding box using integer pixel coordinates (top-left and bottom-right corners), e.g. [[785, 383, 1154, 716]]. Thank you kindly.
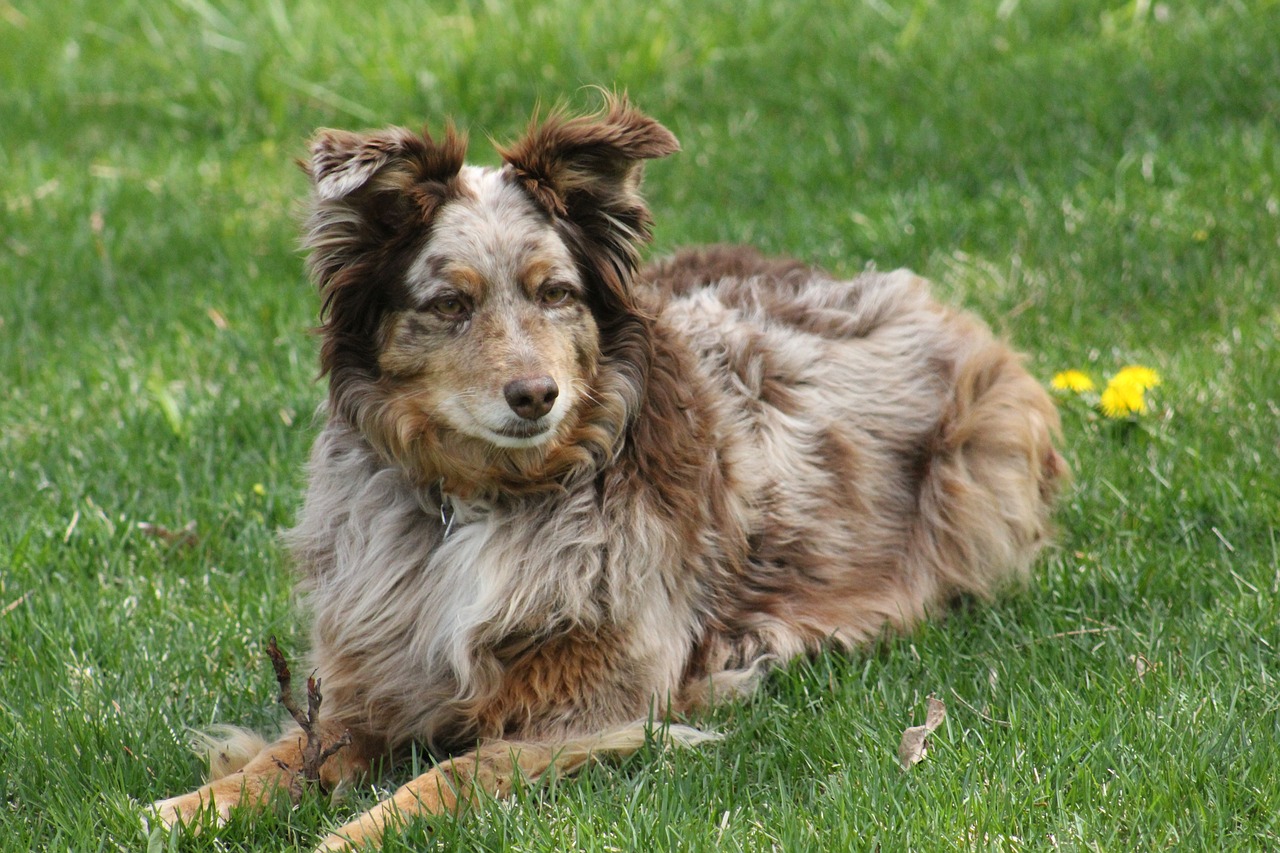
[[503, 376, 559, 420]]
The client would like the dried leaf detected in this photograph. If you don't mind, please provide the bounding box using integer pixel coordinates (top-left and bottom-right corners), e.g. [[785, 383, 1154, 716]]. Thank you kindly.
[[137, 520, 198, 548], [898, 696, 947, 770]]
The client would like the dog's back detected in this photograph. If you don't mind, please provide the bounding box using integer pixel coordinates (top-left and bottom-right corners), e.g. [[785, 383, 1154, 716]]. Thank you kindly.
[[631, 246, 1067, 701]]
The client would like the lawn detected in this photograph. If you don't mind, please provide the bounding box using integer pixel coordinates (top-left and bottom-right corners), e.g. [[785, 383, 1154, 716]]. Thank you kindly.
[[2, 0, 1278, 850]]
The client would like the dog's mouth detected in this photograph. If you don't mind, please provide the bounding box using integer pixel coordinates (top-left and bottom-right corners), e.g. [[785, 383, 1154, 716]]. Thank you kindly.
[[495, 421, 551, 440], [480, 418, 558, 450], [473, 411, 563, 449], [440, 392, 569, 450]]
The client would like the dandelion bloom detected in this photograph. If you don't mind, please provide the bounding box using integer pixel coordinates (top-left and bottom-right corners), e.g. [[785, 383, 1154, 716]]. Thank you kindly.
[[1100, 382, 1145, 417], [1110, 365, 1161, 390], [1051, 370, 1095, 393], [1100, 365, 1160, 418]]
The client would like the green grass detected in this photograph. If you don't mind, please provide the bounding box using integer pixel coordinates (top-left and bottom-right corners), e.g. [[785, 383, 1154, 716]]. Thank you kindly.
[[3, 0, 1279, 849]]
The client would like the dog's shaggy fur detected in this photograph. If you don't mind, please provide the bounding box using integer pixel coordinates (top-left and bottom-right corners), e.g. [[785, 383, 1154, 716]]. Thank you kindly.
[[152, 97, 1065, 849]]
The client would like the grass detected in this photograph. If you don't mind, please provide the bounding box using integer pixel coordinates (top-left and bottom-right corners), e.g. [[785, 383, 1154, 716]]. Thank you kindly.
[[2, 0, 1278, 849]]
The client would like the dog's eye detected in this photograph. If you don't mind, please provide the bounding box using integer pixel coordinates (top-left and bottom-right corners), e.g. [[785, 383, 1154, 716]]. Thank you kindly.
[[431, 296, 468, 318], [540, 286, 572, 307]]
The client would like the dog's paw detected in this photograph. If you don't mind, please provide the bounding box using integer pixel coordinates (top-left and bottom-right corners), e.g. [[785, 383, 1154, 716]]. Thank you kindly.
[[316, 825, 384, 853], [314, 832, 357, 852], [145, 790, 232, 834], [313, 815, 387, 852], [312, 803, 400, 852]]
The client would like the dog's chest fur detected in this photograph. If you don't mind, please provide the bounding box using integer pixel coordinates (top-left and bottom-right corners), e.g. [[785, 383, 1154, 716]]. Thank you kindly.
[[288, 412, 706, 750]]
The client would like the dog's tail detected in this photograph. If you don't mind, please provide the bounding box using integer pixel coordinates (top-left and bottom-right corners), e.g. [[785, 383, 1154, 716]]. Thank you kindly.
[[187, 725, 272, 782], [911, 328, 1068, 603]]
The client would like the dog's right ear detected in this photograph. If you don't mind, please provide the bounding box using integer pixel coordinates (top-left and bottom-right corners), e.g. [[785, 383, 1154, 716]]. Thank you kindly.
[[304, 124, 468, 229], [302, 125, 467, 389]]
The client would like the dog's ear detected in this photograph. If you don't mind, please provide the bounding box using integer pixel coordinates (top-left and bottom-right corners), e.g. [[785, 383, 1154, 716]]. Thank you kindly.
[[497, 95, 679, 282], [305, 124, 467, 226], [497, 96, 678, 219], [302, 125, 467, 391]]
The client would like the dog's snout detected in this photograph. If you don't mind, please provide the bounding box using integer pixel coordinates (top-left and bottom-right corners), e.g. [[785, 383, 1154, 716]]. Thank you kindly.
[[504, 376, 559, 420]]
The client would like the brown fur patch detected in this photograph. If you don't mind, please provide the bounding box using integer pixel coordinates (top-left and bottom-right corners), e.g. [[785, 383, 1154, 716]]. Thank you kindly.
[[470, 627, 646, 740], [641, 244, 814, 299]]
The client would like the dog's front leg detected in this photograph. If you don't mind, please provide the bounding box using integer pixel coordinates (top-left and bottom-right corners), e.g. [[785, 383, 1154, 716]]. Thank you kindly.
[[315, 739, 573, 851], [150, 722, 376, 831]]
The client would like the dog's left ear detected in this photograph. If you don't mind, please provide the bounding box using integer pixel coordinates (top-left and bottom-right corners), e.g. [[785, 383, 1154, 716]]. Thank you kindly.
[[498, 95, 679, 280]]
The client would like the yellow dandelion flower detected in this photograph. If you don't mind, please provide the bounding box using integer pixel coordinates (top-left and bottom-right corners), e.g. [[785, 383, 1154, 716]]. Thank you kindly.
[[252, 483, 267, 496], [1110, 365, 1161, 390], [1051, 370, 1095, 393], [1100, 376, 1148, 418]]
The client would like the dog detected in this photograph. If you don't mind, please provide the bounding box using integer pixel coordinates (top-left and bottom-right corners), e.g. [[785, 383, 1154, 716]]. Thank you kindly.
[[151, 96, 1065, 850]]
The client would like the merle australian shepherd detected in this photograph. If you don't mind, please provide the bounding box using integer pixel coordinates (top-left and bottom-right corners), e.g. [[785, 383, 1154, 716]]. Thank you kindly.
[[152, 96, 1066, 849]]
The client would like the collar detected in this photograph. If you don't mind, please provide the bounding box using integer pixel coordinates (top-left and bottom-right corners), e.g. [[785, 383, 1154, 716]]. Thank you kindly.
[[435, 479, 458, 539], [433, 480, 494, 539]]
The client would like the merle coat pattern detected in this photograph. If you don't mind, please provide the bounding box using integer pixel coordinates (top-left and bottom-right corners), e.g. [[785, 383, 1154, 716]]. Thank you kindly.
[[152, 97, 1065, 850]]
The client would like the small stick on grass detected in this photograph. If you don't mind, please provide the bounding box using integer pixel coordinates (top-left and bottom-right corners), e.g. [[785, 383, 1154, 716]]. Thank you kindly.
[[1014, 625, 1118, 648], [948, 687, 1012, 728], [266, 636, 352, 784]]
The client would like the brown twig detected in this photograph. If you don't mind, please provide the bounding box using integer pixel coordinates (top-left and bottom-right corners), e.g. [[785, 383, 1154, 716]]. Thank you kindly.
[[136, 520, 199, 548], [266, 636, 352, 784], [1015, 625, 1118, 648]]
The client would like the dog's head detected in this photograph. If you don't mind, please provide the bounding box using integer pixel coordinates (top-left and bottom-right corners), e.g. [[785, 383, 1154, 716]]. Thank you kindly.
[[302, 97, 678, 495]]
